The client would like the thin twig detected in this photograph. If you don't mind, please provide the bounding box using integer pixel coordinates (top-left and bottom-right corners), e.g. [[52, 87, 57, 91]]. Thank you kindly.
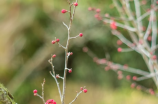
[[41, 79, 46, 104], [69, 35, 79, 39], [69, 91, 83, 104], [57, 42, 66, 49], [50, 71, 62, 101]]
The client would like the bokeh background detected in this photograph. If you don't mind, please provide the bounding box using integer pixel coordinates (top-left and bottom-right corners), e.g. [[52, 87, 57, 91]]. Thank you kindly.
[[0, 0, 158, 104]]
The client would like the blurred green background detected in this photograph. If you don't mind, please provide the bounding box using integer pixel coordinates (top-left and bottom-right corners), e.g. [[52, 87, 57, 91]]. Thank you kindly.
[[0, 0, 158, 104]]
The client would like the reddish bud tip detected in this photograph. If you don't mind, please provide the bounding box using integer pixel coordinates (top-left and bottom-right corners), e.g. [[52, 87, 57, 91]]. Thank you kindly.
[[136, 85, 141, 90], [52, 54, 56, 58], [83, 47, 88, 52], [45, 99, 56, 104], [56, 39, 60, 42], [68, 69, 72, 73], [110, 21, 117, 30], [56, 74, 59, 78], [83, 89, 87, 93], [117, 47, 122, 52], [105, 13, 109, 17], [70, 52, 73, 55], [131, 83, 136, 88], [152, 55, 157, 60], [96, 9, 101, 13], [61, 9, 67, 13], [34, 93, 37, 96], [80, 87, 83, 90], [104, 66, 110, 71], [88, 7, 93, 11], [126, 75, 131, 80], [123, 64, 128, 69], [33, 89, 37, 93], [52, 40, 56, 44], [74, 2, 78, 6], [117, 40, 123, 45], [132, 76, 137, 80], [79, 33, 83, 37]]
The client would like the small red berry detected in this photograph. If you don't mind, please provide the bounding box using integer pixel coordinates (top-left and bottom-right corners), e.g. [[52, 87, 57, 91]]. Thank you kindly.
[[123, 64, 128, 69], [80, 87, 83, 90], [56, 74, 59, 78], [117, 71, 122, 75], [74, 2, 78, 6], [131, 83, 136, 88], [34, 93, 37, 96], [117, 47, 122, 52], [132, 76, 137, 80], [110, 21, 117, 29], [79, 33, 83, 37], [70, 52, 73, 55], [52, 40, 56, 44], [45, 99, 56, 104], [126, 75, 131, 80], [118, 75, 123, 80], [104, 66, 110, 71], [56, 39, 60, 42], [136, 85, 141, 90], [117, 40, 122, 45], [139, 39, 143, 44], [152, 55, 157, 60], [83, 47, 88, 52], [52, 54, 56, 58], [83, 89, 87, 93], [61, 9, 67, 13], [150, 90, 155, 95], [96, 9, 101, 13], [105, 13, 109, 17], [149, 89, 155, 95], [147, 36, 152, 41], [88, 7, 92, 11], [33, 89, 37, 93], [68, 69, 72, 73]]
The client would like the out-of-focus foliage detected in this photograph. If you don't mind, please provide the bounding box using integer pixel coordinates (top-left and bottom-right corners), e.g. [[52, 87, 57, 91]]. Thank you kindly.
[[0, 0, 157, 104], [0, 83, 16, 104]]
